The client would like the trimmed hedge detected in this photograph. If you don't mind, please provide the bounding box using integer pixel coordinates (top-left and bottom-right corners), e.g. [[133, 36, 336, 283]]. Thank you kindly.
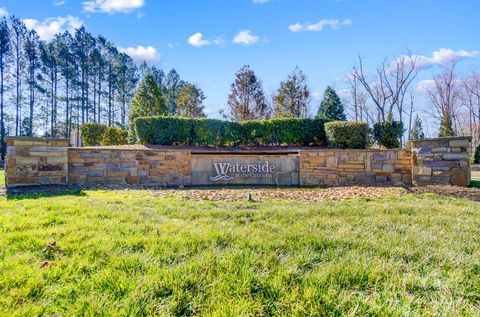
[[80, 123, 128, 146], [324, 121, 369, 149], [373, 121, 404, 149], [80, 123, 107, 146], [102, 127, 128, 146], [134, 116, 327, 147]]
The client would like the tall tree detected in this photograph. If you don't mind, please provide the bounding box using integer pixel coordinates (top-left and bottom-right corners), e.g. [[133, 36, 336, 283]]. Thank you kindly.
[[176, 83, 206, 118], [128, 72, 165, 141], [409, 114, 425, 140], [274, 66, 310, 118], [40, 40, 61, 137], [9, 16, 27, 135], [0, 18, 10, 160], [226, 65, 268, 121], [317, 86, 346, 121], [426, 63, 460, 137], [23, 29, 40, 136], [165, 69, 184, 115], [57, 31, 76, 137], [115, 52, 138, 128], [352, 53, 419, 123]]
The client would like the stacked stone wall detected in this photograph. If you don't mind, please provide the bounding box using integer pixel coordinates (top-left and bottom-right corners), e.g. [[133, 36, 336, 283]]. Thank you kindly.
[[411, 137, 471, 186], [5, 137, 69, 187], [68, 148, 192, 186], [3, 136, 472, 188], [300, 149, 412, 186]]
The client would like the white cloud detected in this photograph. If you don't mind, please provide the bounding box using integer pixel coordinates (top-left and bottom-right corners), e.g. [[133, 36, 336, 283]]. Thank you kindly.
[[253, 0, 270, 3], [233, 30, 259, 45], [54, 0, 66, 6], [23, 16, 83, 41], [411, 48, 480, 69], [289, 19, 352, 32], [0, 7, 8, 17], [187, 32, 223, 47], [82, 0, 144, 13], [188, 32, 211, 47], [119, 45, 160, 64]]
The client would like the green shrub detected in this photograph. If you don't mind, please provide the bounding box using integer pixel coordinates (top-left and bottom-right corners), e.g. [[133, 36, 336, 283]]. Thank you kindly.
[[102, 127, 128, 146], [80, 123, 107, 146], [134, 116, 193, 145], [134, 116, 327, 147], [193, 119, 230, 146], [325, 121, 369, 149], [474, 145, 480, 164], [80, 123, 129, 146], [373, 121, 404, 148]]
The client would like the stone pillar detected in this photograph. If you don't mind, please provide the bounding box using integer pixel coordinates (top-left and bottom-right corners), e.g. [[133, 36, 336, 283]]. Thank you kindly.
[[5, 137, 69, 188], [411, 137, 471, 186]]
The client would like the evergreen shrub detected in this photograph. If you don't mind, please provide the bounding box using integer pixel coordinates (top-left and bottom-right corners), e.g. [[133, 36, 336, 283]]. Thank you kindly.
[[324, 121, 369, 149]]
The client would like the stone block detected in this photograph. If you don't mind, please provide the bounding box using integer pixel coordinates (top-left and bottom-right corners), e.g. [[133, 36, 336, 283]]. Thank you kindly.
[[373, 154, 386, 161], [29, 146, 67, 152], [126, 176, 141, 184], [449, 139, 470, 148], [443, 153, 469, 161], [382, 164, 394, 173], [47, 156, 68, 164], [450, 167, 469, 186], [431, 147, 447, 153], [138, 170, 149, 177], [87, 171, 105, 177], [38, 164, 64, 172], [16, 157, 39, 165]]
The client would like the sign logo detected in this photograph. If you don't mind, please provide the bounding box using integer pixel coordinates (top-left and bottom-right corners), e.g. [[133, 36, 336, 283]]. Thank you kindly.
[[209, 161, 276, 182]]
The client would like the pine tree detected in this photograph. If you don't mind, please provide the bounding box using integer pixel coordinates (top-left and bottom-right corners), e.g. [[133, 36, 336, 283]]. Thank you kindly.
[[24, 29, 40, 136], [10, 16, 27, 135], [409, 114, 425, 140], [176, 83, 206, 118], [226, 65, 268, 121], [165, 69, 185, 115], [438, 113, 455, 137], [0, 18, 10, 160], [317, 86, 346, 121], [274, 66, 310, 118], [128, 72, 165, 141]]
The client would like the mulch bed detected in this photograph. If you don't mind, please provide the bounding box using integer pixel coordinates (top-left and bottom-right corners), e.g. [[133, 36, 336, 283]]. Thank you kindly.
[[2, 183, 479, 203]]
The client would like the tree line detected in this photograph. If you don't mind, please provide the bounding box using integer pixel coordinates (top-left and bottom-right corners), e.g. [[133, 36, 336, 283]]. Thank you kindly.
[[0, 16, 198, 160]]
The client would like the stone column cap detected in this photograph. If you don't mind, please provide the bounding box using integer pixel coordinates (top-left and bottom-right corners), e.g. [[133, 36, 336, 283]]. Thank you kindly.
[[5, 136, 70, 142], [410, 136, 472, 143]]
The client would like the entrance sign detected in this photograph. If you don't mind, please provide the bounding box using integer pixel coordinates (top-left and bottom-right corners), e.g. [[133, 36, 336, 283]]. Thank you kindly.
[[191, 154, 299, 186]]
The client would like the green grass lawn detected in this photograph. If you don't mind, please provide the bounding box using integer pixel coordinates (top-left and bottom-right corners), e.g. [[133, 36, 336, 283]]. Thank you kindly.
[[0, 189, 479, 316]]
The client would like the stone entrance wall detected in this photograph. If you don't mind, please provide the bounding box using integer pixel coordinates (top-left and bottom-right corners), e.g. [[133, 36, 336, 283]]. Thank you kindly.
[[68, 148, 191, 186], [4, 136, 472, 188], [299, 149, 412, 186], [4, 137, 69, 186], [411, 137, 471, 186]]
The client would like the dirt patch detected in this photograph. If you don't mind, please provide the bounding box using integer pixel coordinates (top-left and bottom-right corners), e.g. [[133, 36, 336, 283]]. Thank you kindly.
[[410, 185, 480, 202]]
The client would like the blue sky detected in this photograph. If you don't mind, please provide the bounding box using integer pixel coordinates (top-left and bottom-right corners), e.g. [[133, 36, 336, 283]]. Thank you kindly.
[[1, 0, 479, 123]]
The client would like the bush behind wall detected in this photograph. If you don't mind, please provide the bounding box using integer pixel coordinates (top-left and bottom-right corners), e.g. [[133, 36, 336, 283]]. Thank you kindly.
[[134, 116, 327, 147]]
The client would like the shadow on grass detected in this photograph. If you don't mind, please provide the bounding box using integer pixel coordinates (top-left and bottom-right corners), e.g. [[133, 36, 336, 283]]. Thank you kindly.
[[5, 186, 86, 200]]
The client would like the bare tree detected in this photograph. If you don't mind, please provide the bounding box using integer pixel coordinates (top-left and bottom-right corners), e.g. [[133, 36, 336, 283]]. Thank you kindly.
[[426, 62, 461, 137], [462, 72, 480, 150], [345, 74, 371, 123], [352, 52, 420, 122]]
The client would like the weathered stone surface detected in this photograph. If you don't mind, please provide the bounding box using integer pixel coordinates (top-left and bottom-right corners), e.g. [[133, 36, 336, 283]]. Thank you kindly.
[[411, 136, 471, 187]]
